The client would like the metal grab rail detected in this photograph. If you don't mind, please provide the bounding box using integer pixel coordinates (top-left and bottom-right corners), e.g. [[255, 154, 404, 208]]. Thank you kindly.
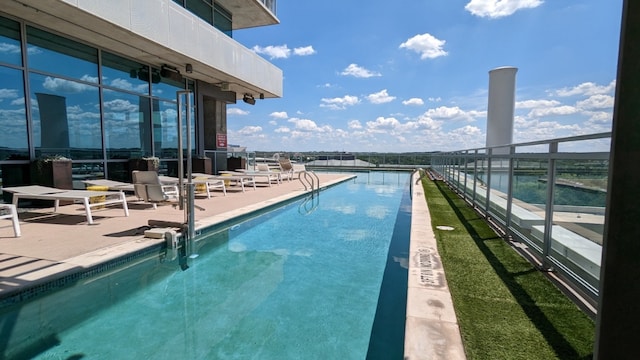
[[297, 170, 320, 195]]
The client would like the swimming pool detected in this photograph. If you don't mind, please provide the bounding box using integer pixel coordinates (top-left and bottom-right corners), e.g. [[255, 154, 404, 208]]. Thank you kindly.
[[2, 171, 411, 359]]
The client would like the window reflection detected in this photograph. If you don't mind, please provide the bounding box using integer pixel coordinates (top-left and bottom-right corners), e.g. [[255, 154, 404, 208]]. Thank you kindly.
[[154, 99, 178, 158], [0, 66, 28, 160], [152, 68, 185, 99], [101, 51, 150, 95], [0, 16, 22, 66], [104, 89, 152, 159], [29, 72, 102, 159], [26, 26, 98, 82]]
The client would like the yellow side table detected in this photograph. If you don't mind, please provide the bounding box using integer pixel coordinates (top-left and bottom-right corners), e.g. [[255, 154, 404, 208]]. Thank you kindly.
[[86, 185, 108, 209]]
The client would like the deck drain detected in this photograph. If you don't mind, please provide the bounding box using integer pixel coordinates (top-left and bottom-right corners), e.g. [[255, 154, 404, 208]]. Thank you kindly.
[[436, 225, 455, 231]]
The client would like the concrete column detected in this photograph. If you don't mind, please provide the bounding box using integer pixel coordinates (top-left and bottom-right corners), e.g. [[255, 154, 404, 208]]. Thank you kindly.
[[486, 67, 517, 154], [594, 1, 640, 358]]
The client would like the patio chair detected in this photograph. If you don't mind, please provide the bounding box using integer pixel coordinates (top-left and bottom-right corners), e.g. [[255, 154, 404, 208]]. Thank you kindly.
[[193, 176, 227, 198], [0, 204, 21, 237], [278, 159, 305, 181], [132, 171, 179, 208]]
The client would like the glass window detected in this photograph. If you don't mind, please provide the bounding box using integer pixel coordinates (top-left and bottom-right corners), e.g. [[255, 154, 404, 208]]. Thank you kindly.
[[26, 26, 98, 82], [154, 99, 178, 158], [214, 3, 233, 37], [186, 0, 214, 25], [151, 67, 185, 99], [0, 66, 28, 160], [101, 51, 150, 95], [29, 72, 102, 159], [0, 16, 22, 66], [103, 89, 152, 159]]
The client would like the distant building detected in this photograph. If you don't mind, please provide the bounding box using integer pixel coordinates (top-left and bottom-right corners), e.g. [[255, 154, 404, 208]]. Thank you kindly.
[[0, 1, 282, 183]]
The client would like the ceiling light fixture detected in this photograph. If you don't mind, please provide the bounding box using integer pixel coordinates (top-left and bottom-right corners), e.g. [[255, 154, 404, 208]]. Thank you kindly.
[[243, 94, 256, 105]]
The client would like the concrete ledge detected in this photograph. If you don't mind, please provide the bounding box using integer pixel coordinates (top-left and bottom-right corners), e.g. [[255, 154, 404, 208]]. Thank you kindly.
[[405, 174, 466, 359]]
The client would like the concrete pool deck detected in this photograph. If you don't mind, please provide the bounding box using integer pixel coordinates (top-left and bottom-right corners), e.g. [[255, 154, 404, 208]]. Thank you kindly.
[[0, 171, 465, 359]]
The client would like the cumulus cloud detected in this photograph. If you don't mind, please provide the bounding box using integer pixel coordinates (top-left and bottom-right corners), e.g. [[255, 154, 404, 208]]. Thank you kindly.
[[274, 127, 291, 133], [0, 42, 21, 54], [516, 99, 561, 109], [554, 80, 616, 97], [252, 44, 316, 59], [289, 118, 332, 132], [402, 98, 424, 106], [424, 106, 483, 122], [399, 33, 448, 60], [42, 77, 95, 93], [348, 120, 363, 129], [340, 63, 381, 78], [237, 126, 262, 135], [465, 0, 543, 19], [367, 89, 396, 104], [528, 105, 579, 118], [576, 94, 615, 110], [0, 88, 18, 100], [293, 46, 316, 56], [320, 95, 360, 110], [228, 108, 249, 116], [270, 111, 288, 119], [428, 97, 442, 102]]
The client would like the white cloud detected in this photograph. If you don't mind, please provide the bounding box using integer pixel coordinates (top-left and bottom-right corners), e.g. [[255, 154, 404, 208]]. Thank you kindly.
[[576, 94, 615, 110], [348, 120, 362, 129], [42, 77, 94, 93], [252, 44, 315, 59], [528, 105, 579, 118], [288, 118, 333, 133], [399, 33, 448, 60], [269, 120, 277, 126], [270, 111, 288, 119], [228, 108, 249, 116], [402, 98, 424, 106], [274, 127, 290, 133], [294, 46, 316, 56], [554, 80, 616, 97], [0, 42, 21, 54], [340, 64, 381, 78], [238, 126, 262, 135], [367, 89, 396, 104], [424, 106, 483, 122], [428, 97, 442, 102], [252, 45, 291, 59], [320, 95, 360, 110], [465, 0, 543, 19], [516, 99, 561, 109], [0, 88, 18, 100]]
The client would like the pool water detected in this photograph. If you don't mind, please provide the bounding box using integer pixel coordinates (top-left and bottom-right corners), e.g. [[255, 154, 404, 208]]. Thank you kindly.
[[5, 171, 411, 359]]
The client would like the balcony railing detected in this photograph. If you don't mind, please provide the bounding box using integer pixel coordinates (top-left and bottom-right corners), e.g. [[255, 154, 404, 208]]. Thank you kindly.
[[430, 132, 611, 306]]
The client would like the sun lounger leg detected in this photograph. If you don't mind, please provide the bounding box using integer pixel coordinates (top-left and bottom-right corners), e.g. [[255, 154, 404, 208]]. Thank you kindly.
[[82, 198, 94, 224], [120, 192, 130, 217]]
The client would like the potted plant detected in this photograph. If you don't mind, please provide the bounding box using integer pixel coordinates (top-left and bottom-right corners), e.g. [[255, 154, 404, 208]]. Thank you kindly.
[[193, 156, 212, 174], [31, 155, 73, 190]]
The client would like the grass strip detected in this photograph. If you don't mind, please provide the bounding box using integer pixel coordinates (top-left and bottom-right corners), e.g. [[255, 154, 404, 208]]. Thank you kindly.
[[421, 177, 595, 360]]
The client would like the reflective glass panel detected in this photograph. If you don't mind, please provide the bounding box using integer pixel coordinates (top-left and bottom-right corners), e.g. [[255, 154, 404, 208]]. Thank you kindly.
[[101, 51, 150, 95], [103, 89, 152, 159], [151, 68, 185, 99], [154, 99, 178, 158], [0, 16, 22, 65], [0, 66, 28, 159], [26, 26, 98, 82], [29, 72, 101, 159]]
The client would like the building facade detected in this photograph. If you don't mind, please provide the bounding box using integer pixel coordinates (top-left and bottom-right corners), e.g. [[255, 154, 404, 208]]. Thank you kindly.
[[0, 0, 281, 186]]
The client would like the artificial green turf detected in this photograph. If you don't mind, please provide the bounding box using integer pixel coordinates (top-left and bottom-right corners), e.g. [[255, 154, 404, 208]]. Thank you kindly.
[[421, 177, 595, 360]]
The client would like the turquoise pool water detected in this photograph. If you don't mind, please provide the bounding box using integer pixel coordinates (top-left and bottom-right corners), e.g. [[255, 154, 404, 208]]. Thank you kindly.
[[3, 171, 411, 359]]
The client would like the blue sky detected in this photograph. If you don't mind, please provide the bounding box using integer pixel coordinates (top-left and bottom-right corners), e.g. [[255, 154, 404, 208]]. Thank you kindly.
[[229, 0, 622, 153]]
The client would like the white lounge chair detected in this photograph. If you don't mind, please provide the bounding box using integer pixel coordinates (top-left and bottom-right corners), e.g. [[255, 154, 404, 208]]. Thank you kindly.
[[132, 171, 179, 208], [207, 172, 257, 192], [5, 185, 129, 225], [192, 175, 226, 198], [278, 159, 305, 181], [0, 204, 20, 237]]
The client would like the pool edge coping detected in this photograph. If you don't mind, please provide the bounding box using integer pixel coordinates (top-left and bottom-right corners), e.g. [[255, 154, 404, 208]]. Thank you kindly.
[[403, 172, 467, 360]]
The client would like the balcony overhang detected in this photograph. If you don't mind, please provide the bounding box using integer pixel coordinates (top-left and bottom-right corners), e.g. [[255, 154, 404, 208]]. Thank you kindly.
[[3, 0, 283, 100], [215, 0, 279, 29]]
